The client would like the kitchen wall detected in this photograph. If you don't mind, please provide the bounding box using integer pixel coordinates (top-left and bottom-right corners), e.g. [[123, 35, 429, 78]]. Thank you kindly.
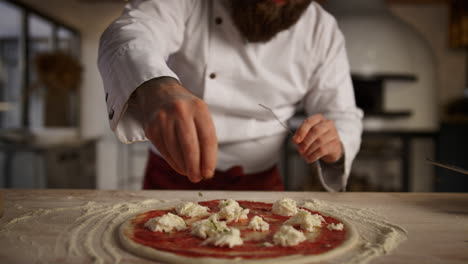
[[391, 4, 467, 113], [12, 0, 466, 191]]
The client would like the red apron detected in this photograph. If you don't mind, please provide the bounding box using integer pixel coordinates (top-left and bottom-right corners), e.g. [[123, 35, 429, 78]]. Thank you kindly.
[[142, 151, 284, 191]]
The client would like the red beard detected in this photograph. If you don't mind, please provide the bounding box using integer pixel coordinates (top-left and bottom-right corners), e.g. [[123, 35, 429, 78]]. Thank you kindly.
[[229, 0, 313, 43]]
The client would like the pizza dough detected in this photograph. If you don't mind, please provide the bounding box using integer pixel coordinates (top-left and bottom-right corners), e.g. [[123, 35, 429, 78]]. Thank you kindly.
[[119, 199, 359, 264]]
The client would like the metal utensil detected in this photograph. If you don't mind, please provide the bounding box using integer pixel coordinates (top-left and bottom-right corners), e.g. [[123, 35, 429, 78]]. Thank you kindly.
[[426, 158, 468, 175], [258, 104, 293, 135], [259, 104, 329, 190]]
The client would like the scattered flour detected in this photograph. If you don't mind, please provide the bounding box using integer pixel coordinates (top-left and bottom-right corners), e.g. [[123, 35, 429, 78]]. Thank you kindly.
[[301, 199, 408, 264], [0, 198, 407, 264], [0, 199, 170, 264]]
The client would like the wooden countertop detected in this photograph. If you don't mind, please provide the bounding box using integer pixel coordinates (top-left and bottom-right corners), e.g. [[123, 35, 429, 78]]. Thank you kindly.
[[0, 190, 467, 263]]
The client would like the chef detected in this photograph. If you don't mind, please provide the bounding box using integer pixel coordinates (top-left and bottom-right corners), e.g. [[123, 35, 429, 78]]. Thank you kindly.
[[98, 0, 363, 191]]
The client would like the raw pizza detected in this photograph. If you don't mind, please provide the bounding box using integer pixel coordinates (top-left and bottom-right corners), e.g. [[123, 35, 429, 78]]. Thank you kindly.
[[119, 198, 358, 264]]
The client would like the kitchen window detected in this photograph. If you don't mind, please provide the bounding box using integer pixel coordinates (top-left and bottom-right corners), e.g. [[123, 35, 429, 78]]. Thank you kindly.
[[0, 0, 80, 132]]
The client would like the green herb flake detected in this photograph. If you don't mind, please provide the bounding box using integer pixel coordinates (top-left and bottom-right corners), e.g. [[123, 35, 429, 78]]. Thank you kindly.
[[210, 220, 217, 231]]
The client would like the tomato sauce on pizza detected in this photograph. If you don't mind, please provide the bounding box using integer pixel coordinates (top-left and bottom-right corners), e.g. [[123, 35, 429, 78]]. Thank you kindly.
[[127, 200, 347, 259]]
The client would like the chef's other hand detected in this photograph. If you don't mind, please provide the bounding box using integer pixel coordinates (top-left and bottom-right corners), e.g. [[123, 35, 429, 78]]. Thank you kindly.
[[292, 114, 343, 164], [135, 77, 217, 183]]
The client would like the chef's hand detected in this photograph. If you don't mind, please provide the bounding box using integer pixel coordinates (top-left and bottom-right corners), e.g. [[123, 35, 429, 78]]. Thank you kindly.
[[135, 77, 217, 183], [293, 114, 343, 164]]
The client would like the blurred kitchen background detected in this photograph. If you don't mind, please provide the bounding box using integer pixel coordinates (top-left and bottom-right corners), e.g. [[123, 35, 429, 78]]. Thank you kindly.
[[0, 0, 466, 192]]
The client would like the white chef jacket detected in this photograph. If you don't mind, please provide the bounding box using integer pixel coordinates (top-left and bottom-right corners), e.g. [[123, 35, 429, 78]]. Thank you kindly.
[[98, 0, 363, 191]]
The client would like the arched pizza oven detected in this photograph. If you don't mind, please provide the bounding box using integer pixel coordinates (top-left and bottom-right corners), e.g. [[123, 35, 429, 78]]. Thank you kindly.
[[325, 0, 438, 132]]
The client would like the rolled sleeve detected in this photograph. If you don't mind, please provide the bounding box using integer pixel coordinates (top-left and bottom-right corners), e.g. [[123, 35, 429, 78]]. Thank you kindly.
[[98, 0, 193, 143], [100, 44, 179, 143], [304, 13, 363, 191]]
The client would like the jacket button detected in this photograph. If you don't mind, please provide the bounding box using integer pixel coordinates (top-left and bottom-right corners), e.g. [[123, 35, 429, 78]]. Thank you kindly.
[[215, 17, 223, 25], [108, 109, 114, 120], [209, 73, 216, 79]]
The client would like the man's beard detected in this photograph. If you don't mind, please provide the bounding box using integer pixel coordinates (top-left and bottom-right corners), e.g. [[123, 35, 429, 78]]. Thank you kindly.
[[229, 0, 313, 43]]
